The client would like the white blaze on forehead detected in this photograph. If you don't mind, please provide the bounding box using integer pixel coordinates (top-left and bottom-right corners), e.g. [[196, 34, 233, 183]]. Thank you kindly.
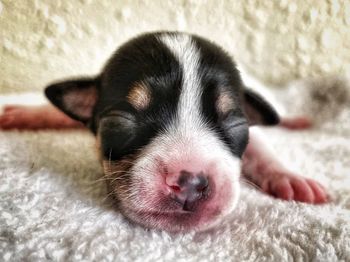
[[159, 34, 203, 132]]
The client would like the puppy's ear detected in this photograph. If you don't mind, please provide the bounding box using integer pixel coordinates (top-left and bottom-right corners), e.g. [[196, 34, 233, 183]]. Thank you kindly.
[[45, 78, 99, 123], [241, 88, 280, 126]]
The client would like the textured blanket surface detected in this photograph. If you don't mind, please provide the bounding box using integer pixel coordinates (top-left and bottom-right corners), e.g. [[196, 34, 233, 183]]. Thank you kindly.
[[0, 94, 349, 262]]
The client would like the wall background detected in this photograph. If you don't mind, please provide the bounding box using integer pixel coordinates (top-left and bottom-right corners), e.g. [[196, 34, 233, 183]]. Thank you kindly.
[[1, 0, 350, 94]]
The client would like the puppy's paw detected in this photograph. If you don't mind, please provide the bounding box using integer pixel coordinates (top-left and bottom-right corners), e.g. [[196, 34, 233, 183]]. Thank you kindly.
[[0, 104, 84, 130], [279, 116, 313, 130], [0, 105, 34, 129], [260, 172, 328, 204]]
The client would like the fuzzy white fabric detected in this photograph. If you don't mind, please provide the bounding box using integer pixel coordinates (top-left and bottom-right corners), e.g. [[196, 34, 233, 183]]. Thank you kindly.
[[0, 92, 350, 262]]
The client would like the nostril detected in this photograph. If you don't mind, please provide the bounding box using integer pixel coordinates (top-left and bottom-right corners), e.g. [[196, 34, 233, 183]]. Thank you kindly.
[[170, 185, 181, 193], [195, 175, 209, 192], [196, 186, 206, 193]]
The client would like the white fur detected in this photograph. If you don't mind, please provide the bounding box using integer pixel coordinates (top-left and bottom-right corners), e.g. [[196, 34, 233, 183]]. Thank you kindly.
[[160, 33, 203, 131]]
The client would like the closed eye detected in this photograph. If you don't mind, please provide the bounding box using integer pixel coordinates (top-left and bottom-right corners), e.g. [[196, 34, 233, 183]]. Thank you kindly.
[[218, 116, 249, 157], [103, 110, 135, 121], [222, 117, 248, 129]]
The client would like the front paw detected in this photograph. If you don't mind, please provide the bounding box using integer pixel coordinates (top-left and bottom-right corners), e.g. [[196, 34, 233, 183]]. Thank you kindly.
[[0, 105, 28, 129], [260, 173, 328, 204]]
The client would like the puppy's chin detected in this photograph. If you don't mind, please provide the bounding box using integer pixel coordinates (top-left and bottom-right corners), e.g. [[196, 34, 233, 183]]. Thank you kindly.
[[119, 183, 240, 233]]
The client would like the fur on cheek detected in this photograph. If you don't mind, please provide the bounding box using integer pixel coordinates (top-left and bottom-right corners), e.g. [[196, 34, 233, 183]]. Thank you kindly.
[[102, 155, 137, 206]]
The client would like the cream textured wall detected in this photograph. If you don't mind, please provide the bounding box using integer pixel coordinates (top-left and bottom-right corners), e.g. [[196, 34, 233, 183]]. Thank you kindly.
[[1, 0, 350, 93]]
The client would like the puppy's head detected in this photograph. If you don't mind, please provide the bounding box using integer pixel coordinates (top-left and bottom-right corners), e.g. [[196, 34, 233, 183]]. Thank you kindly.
[[45, 32, 279, 232]]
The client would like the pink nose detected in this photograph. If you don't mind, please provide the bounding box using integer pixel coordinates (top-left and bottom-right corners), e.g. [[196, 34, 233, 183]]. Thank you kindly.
[[166, 170, 210, 212]]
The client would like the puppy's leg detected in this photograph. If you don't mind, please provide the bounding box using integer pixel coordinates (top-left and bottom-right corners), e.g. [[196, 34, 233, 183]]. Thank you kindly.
[[279, 116, 312, 130], [242, 128, 328, 204], [0, 104, 84, 130]]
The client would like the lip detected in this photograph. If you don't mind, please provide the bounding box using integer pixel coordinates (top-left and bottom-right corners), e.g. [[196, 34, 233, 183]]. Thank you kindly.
[[128, 209, 200, 231], [134, 209, 194, 217], [129, 208, 199, 224]]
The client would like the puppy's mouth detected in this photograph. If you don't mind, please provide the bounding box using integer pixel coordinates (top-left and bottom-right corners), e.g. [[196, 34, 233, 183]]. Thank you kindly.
[[121, 201, 223, 232]]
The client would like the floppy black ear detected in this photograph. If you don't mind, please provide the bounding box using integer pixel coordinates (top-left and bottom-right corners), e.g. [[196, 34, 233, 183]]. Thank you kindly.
[[44, 77, 99, 123], [242, 88, 280, 125]]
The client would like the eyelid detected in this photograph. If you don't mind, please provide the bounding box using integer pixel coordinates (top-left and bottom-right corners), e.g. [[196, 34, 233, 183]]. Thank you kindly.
[[231, 119, 248, 127], [218, 107, 247, 124], [222, 118, 248, 129], [102, 110, 135, 121]]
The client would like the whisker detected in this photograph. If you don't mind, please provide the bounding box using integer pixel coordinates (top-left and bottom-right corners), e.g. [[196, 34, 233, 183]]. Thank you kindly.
[[101, 190, 118, 203], [91, 175, 127, 183], [108, 148, 113, 172], [105, 170, 131, 176]]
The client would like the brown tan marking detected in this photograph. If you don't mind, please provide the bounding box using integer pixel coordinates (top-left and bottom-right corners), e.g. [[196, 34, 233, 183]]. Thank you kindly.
[[216, 92, 235, 115], [127, 82, 151, 110]]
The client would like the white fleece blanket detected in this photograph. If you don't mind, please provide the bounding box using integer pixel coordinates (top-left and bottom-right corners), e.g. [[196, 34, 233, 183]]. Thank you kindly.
[[0, 93, 349, 262]]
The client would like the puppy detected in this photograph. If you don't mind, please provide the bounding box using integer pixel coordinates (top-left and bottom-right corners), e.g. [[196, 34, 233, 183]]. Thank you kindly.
[[0, 32, 328, 232]]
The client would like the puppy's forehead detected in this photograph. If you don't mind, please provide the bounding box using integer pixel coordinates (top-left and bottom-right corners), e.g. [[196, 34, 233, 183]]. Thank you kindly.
[[159, 34, 203, 128]]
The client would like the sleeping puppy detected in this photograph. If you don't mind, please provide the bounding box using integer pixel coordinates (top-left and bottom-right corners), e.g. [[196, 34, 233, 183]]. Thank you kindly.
[[0, 32, 328, 232]]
